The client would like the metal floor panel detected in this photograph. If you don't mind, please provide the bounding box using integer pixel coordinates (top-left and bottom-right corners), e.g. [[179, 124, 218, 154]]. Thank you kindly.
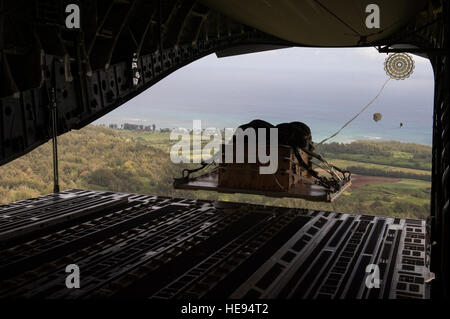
[[0, 190, 431, 299]]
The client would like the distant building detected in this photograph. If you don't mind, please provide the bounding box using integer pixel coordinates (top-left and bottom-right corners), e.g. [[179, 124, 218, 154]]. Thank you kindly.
[[122, 123, 155, 131], [123, 123, 140, 130]]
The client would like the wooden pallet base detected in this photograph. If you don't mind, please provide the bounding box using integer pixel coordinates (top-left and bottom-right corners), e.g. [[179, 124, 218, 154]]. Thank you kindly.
[[174, 172, 352, 202]]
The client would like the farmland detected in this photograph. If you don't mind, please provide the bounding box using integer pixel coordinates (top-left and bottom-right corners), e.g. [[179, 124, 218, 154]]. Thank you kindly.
[[0, 126, 431, 220]]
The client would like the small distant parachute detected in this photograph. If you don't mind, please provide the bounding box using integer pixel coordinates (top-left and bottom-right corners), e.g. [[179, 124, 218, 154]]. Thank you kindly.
[[373, 113, 383, 122]]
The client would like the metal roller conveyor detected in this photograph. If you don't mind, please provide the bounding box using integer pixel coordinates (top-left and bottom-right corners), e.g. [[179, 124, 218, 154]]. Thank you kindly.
[[0, 190, 430, 299]]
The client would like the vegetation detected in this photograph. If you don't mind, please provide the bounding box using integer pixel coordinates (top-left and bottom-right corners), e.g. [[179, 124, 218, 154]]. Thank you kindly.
[[345, 166, 430, 182], [0, 126, 432, 220], [316, 141, 432, 171]]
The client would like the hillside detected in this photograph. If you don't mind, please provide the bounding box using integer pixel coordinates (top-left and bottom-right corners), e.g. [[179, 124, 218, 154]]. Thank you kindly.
[[0, 126, 431, 220]]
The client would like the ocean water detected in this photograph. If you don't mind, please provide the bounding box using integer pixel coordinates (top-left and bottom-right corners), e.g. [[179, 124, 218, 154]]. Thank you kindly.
[[98, 80, 434, 146], [98, 103, 433, 146], [96, 48, 435, 146]]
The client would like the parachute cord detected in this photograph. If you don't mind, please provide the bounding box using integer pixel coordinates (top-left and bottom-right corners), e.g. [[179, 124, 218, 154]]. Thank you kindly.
[[317, 77, 391, 146]]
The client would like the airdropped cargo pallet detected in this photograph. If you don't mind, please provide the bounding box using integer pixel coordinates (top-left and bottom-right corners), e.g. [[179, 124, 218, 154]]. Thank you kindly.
[[174, 145, 352, 202]]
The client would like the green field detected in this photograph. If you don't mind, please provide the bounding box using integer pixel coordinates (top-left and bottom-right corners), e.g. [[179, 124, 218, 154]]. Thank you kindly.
[[0, 126, 432, 220], [316, 140, 432, 171], [328, 159, 429, 176]]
